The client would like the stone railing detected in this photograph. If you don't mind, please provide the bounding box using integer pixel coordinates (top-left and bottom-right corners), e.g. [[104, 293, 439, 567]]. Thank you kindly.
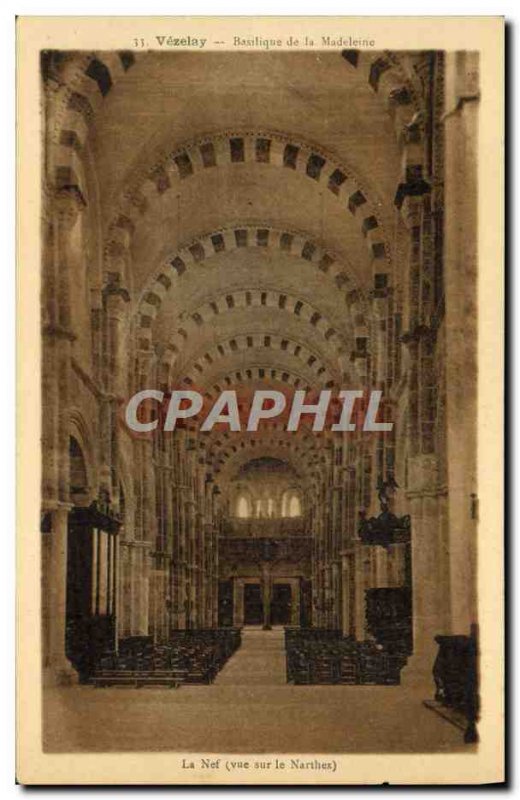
[[222, 517, 305, 538], [219, 536, 312, 570]]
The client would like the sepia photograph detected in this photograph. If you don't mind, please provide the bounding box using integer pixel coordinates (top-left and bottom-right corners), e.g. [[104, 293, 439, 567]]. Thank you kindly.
[[16, 15, 504, 785]]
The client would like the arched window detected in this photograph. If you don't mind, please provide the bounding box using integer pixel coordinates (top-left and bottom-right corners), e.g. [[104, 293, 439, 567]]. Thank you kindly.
[[236, 495, 250, 518], [288, 494, 302, 517], [282, 490, 302, 517]]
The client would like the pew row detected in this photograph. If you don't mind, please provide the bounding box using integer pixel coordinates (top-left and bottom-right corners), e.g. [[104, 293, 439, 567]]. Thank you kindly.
[[90, 628, 242, 687], [284, 628, 408, 685]]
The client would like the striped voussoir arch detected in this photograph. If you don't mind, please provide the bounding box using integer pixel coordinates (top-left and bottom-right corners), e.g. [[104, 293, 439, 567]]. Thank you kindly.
[[164, 333, 337, 390], [46, 51, 137, 149], [105, 130, 390, 262], [142, 287, 353, 368], [45, 51, 138, 196], [200, 364, 331, 401], [212, 447, 328, 482], [213, 450, 317, 481], [341, 50, 425, 133], [205, 431, 328, 478], [340, 50, 427, 182], [135, 224, 370, 350]]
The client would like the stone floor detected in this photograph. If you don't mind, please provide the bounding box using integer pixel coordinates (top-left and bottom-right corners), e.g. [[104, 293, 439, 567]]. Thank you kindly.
[[43, 629, 470, 753]]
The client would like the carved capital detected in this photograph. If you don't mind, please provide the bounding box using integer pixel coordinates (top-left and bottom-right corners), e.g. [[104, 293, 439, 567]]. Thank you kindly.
[[401, 324, 435, 347], [53, 185, 86, 230], [400, 110, 424, 145], [369, 286, 393, 301], [103, 277, 131, 318], [394, 179, 431, 216], [42, 322, 76, 342], [388, 85, 413, 108]]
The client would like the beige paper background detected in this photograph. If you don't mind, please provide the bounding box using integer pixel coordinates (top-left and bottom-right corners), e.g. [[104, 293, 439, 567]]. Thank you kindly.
[[16, 15, 504, 785]]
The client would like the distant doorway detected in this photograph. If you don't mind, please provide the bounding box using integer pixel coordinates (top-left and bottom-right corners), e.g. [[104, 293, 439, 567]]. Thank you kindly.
[[218, 580, 234, 627], [271, 583, 292, 626], [244, 583, 263, 625]]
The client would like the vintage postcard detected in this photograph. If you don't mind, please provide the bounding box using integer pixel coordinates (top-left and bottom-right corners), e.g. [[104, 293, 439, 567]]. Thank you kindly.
[[16, 16, 504, 785]]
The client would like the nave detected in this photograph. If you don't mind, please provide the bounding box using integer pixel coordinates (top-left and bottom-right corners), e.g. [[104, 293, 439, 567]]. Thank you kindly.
[[40, 47, 480, 751], [44, 630, 468, 754]]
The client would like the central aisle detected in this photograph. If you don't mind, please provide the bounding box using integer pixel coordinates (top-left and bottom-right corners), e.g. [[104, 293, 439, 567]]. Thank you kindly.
[[215, 628, 286, 686], [43, 629, 470, 754]]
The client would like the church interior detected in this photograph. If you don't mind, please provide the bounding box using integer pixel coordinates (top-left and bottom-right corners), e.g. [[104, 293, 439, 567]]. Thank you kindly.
[[40, 48, 479, 752]]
